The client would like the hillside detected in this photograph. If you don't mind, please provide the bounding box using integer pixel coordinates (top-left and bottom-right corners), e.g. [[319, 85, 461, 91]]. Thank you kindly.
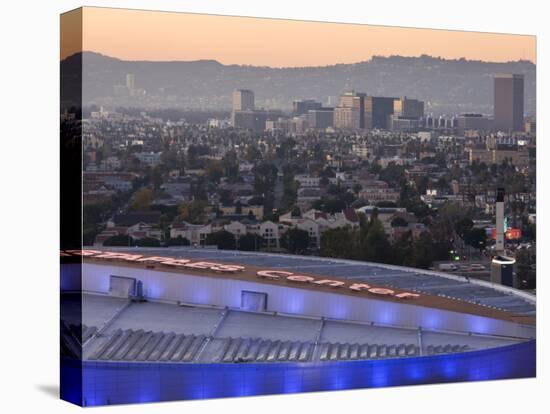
[[62, 52, 536, 115]]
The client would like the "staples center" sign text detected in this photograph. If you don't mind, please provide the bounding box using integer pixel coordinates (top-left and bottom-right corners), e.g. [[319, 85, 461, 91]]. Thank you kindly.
[[62, 250, 421, 300]]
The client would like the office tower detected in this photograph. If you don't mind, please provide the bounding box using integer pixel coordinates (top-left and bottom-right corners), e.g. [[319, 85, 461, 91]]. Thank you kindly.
[[393, 97, 424, 118], [456, 113, 491, 134], [334, 91, 366, 129], [364, 96, 396, 129], [232, 89, 257, 129], [307, 108, 334, 129], [388, 97, 424, 131], [334, 107, 358, 129], [233, 89, 255, 111], [293, 99, 322, 116], [126, 73, 135, 90], [494, 74, 524, 131], [232, 109, 282, 132]]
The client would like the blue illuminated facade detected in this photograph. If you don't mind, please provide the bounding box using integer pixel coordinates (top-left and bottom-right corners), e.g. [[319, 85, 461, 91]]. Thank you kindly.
[[61, 340, 535, 407]]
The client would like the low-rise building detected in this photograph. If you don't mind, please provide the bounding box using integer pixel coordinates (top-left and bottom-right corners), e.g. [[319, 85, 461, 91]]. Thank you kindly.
[[135, 152, 162, 167], [170, 222, 212, 246]]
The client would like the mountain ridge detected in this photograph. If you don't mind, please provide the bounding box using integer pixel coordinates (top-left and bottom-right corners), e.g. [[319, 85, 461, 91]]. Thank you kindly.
[[62, 51, 536, 115], [63, 51, 535, 67]]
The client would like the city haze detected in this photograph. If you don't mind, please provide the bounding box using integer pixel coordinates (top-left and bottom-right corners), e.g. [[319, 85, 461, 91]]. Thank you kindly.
[[64, 52, 535, 115]]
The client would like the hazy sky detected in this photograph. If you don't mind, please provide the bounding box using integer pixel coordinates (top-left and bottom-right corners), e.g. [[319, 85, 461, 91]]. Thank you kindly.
[[61, 7, 536, 66]]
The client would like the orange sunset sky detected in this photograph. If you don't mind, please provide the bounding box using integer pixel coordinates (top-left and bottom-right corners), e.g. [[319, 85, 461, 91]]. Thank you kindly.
[[61, 7, 536, 66]]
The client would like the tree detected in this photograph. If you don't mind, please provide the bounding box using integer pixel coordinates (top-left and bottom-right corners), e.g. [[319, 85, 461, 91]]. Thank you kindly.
[[237, 233, 263, 251], [399, 183, 432, 219], [378, 163, 405, 187], [313, 198, 347, 214], [391, 231, 414, 265], [391, 216, 409, 227], [436, 176, 448, 191], [516, 248, 536, 289], [369, 162, 382, 175], [161, 147, 185, 171], [187, 144, 209, 168], [253, 163, 278, 215], [222, 151, 239, 180], [320, 227, 358, 259], [523, 222, 536, 241], [320, 166, 336, 178], [281, 228, 311, 254], [312, 143, 325, 163], [205, 160, 224, 184], [84, 201, 113, 225], [219, 189, 233, 205], [253, 163, 278, 195], [135, 237, 161, 247], [177, 200, 208, 224], [281, 163, 299, 210], [83, 200, 115, 245], [151, 166, 164, 190], [103, 234, 133, 246], [206, 230, 236, 250], [245, 145, 262, 163], [83, 228, 99, 246], [168, 236, 190, 246], [463, 228, 487, 251], [130, 188, 153, 211], [432, 201, 471, 246], [290, 206, 302, 217], [428, 219, 455, 261], [454, 217, 474, 239], [408, 232, 437, 269], [415, 175, 430, 195], [276, 137, 297, 160], [360, 218, 391, 263]]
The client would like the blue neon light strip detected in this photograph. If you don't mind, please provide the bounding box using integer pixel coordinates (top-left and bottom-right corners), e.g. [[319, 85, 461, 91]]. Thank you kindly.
[[60, 340, 535, 406]]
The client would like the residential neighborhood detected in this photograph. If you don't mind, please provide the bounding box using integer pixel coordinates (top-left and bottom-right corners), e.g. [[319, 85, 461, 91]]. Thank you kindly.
[[69, 83, 535, 289]]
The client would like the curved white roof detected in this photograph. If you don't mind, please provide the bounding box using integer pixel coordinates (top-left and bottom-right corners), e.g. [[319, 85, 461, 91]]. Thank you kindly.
[[99, 247, 536, 315]]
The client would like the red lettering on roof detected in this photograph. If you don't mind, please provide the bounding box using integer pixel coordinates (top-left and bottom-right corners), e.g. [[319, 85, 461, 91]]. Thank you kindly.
[[287, 275, 316, 283], [257, 270, 292, 280], [368, 288, 395, 296], [349, 283, 372, 291]]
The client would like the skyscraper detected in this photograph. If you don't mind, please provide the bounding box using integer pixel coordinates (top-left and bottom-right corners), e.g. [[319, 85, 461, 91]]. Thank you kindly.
[[293, 99, 322, 116], [494, 74, 524, 132], [126, 73, 135, 90], [364, 96, 396, 129], [334, 91, 365, 129], [393, 97, 424, 119], [232, 89, 255, 111], [307, 108, 334, 129]]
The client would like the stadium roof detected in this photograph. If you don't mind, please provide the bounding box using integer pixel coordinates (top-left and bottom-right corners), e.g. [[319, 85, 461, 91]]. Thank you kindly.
[[66, 248, 536, 365], [88, 247, 536, 317], [63, 293, 525, 364]]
